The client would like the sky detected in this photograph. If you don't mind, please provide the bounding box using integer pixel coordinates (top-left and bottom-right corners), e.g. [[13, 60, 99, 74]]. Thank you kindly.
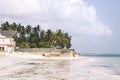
[[0, 0, 120, 53]]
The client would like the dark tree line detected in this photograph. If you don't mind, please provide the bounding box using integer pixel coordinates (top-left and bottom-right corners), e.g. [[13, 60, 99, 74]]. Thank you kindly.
[[0, 21, 71, 48]]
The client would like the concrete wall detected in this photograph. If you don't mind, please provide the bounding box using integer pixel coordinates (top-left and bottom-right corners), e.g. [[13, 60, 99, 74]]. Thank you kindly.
[[16, 48, 69, 53], [16, 48, 79, 57]]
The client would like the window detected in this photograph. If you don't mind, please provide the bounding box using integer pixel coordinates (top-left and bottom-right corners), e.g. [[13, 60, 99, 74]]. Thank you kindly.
[[0, 47, 4, 51]]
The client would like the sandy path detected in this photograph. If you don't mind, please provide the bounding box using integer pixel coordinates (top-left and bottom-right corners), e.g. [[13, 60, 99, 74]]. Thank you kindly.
[[0, 55, 119, 80]]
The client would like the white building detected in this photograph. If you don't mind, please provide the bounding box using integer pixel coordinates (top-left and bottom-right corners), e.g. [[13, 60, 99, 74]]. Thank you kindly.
[[0, 30, 17, 52]]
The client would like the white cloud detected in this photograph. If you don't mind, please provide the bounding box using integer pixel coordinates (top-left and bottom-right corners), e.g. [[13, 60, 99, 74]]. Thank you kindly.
[[0, 0, 40, 17], [0, 0, 112, 36]]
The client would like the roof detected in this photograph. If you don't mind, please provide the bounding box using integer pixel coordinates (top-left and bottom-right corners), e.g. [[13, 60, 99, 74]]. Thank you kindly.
[[0, 30, 17, 38]]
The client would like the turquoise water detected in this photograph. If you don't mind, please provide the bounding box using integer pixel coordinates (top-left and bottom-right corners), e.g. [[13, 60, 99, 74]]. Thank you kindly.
[[97, 56, 120, 75], [81, 54, 120, 75]]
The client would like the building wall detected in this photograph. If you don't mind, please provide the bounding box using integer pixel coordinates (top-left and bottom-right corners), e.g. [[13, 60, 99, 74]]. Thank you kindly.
[[0, 38, 14, 45], [0, 35, 15, 52]]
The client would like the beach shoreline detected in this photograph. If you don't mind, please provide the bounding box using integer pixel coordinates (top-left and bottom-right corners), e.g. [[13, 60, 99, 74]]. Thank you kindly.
[[0, 53, 120, 80]]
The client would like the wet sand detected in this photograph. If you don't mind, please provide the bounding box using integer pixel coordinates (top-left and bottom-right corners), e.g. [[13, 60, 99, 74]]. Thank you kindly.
[[0, 54, 119, 80]]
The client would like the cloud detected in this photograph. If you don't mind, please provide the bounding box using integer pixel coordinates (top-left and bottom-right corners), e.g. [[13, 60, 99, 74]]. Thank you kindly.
[[0, 0, 113, 52], [0, 0, 40, 18], [0, 0, 112, 36]]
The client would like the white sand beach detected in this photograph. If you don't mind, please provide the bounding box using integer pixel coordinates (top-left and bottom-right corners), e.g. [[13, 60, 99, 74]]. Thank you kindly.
[[0, 54, 120, 80]]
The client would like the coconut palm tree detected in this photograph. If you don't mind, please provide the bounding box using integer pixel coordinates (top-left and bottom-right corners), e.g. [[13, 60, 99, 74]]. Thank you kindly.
[[44, 29, 53, 47], [51, 29, 68, 48], [40, 30, 45, 40], [11, 22, 17, 30], [51, 33, 57, 47], [26, 25, 31, 37], [64, 32, 71, 48], [1, 21, 10, 30]]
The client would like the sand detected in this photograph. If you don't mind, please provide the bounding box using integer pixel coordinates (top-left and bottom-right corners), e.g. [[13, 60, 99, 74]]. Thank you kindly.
[[0, 54, 119, 80]]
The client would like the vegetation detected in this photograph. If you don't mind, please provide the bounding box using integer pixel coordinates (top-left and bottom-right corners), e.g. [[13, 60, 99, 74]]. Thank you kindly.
[[0, 21, 71, 48]]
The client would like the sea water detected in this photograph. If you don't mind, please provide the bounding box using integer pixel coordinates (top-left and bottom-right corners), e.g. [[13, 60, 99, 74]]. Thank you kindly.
[[97, 55, 120, 75], [81, 54, 120, 75]]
